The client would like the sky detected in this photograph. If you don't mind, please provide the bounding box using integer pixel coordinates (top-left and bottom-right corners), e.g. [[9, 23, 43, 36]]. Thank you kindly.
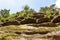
[[0, 0, 58, 13], [55, 0, 60, 8]]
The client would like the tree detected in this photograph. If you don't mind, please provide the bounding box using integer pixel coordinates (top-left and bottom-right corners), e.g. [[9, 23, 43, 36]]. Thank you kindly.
[[0, 9, 10, 18], [20, 5, 35, 19], [39, 4, 59, 19]]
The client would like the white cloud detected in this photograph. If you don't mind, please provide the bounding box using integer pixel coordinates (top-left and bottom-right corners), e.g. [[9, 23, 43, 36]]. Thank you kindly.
[[55, 0, 60, 8]]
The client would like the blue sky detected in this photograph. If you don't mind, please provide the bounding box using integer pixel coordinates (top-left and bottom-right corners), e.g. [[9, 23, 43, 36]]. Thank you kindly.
[[0, 0, 57, 13]]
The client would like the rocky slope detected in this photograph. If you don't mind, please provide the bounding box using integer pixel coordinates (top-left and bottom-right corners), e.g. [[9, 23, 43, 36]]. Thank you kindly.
[[0, 25, 60, 40]]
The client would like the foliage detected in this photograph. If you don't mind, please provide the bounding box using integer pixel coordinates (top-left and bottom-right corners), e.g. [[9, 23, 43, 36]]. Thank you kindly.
[[0, 4, 60, 26]]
